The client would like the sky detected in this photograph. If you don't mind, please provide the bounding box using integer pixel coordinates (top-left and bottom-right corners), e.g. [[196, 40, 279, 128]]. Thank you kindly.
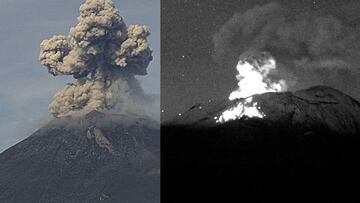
[[161, 0, 360, 121], [0, 0, 160, 152]]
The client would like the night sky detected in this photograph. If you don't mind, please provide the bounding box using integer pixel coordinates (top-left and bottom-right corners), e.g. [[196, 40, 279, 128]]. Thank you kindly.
[[161, 0, 360, 121]]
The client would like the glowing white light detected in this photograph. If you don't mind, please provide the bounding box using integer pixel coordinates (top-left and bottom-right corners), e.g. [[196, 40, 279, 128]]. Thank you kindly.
[[229, 58, 287, 100], [216, 53, 287, 123], [216, 96, 265, 123]]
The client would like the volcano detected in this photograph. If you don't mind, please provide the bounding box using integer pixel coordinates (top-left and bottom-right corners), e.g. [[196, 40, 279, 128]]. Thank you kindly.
[[168, 86, 360, 134], [0, 111, 160, 203], [162, 86, 360, 202]]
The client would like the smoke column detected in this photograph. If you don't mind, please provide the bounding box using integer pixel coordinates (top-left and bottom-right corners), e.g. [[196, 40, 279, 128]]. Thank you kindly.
[[228, 51, 287, 100], [213, 2, 360, 100], [40, 0, 152, 117]]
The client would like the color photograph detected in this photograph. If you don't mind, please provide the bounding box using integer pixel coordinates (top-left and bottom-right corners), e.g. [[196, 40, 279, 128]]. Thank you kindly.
[[0, 0, 159, 202]]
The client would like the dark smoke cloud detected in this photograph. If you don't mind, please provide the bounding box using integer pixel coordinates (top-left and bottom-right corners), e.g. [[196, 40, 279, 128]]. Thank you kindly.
[[213, 2, 360, 100], [40, 0, 153, 117]]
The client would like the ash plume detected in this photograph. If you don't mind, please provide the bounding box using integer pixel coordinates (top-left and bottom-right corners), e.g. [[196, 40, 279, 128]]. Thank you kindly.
[[213, 2, 360, 100], [40, 0, 153, 117]]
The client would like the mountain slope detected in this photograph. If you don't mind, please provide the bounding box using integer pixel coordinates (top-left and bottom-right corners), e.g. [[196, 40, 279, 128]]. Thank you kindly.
[[162, 86, 360, 202], [0, 111, 160, 203], [168, 86, 360, 135]]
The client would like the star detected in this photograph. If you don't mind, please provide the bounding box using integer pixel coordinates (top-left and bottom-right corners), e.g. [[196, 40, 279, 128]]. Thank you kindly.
[[312, 0, 319, 8]]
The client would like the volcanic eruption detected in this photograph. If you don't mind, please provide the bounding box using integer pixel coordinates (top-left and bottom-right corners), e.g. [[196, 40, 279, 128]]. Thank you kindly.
[[164, 53, 360, 201], [216, 51, 287, 123], [213, 2, 360, 101], [163, 2, 360, 202], [40, 0, 152, 117], [172, 1, 360, 127], [0, 1, 159, 202]]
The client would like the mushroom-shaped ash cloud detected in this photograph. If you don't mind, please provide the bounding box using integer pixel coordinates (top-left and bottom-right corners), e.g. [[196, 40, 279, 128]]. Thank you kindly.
[[39, 0, 153, 117]]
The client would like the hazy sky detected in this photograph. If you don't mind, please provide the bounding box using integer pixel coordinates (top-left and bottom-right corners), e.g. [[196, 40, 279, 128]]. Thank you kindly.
[[0, 0, 160, 152]]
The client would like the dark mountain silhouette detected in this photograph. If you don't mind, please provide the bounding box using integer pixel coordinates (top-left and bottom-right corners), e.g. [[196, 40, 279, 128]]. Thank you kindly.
[[0, 111, 160, 203], [162, 86, 360, 202], [168, 86, 360, 134]]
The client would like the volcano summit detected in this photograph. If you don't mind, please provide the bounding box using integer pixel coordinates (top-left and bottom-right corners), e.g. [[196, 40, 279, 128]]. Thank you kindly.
[[168, 86, 360, 134], [0, 111, 160, 202], [163, 86, 360, 202]]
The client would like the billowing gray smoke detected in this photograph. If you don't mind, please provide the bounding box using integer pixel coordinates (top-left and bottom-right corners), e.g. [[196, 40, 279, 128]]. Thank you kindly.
[[40, 0, 152, 117], [214, 2, 360, 100]]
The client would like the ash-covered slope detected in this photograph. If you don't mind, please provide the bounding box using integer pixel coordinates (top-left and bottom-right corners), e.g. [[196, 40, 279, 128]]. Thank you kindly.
[[0, 111, 160, 203], [168, 86, 360, 135]]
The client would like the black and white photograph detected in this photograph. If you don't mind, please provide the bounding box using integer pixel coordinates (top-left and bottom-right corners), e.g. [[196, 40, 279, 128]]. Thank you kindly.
[[162, 0, 360, 202]]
